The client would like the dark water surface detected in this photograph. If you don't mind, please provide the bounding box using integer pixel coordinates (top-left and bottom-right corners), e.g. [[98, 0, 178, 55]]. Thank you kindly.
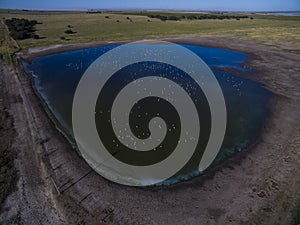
[[23, 44, 271, 184]]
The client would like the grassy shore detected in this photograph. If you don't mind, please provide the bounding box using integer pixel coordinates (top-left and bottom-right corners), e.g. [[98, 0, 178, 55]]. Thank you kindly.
[[0, 9, 299, 53]]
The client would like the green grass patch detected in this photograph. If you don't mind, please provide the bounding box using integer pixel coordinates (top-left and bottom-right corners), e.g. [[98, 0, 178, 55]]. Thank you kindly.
[[0, 9, 299, 52]]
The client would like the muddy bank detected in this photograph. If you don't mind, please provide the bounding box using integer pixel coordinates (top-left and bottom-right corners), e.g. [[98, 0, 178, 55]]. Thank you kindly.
[[1, 35, 300, 225]]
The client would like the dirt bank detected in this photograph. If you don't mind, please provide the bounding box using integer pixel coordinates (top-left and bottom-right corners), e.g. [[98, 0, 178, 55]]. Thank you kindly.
[[1, 35, 300, 225]]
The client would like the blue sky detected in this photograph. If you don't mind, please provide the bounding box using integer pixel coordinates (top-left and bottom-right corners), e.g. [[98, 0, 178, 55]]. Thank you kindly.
[[0, 0, 299, 12]]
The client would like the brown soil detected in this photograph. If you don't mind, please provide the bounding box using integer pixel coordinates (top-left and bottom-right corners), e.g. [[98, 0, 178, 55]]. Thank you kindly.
[[0, 35, 300, 225]]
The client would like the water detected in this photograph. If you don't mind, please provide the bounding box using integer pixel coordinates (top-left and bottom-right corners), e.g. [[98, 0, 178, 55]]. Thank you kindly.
[[23, 44, 271, 185], [277, 13, 300, 17]]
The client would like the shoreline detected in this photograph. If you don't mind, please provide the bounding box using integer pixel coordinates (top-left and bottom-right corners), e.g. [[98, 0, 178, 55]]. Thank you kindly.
[[18, 36, 266, 63], [2, 35, 300, 224], [19, 40, 130, 63]]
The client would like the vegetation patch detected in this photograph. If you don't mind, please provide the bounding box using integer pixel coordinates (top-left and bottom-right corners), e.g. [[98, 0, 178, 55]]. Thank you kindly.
[[5, 18, 40, 40], [64, 29, 76, 34]]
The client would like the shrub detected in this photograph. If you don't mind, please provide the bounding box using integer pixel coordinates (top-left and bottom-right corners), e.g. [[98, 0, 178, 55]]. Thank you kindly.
[[168, 16, 180, 21], [147, 15, 167, 21], [64, 29, 76, 34], [10, 30, 28, 40], [31, 34, 40, 39]]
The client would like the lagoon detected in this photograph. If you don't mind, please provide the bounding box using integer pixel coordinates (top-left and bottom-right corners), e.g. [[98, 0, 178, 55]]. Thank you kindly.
[[23, 43, 271, 185]]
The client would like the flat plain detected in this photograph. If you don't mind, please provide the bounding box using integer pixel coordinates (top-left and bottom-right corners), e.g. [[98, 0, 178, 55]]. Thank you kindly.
[[0, 9, 299, 52]]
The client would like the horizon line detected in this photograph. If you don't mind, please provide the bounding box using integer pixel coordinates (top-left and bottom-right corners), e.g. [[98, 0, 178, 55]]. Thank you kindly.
[[1, 7, 300, 13]]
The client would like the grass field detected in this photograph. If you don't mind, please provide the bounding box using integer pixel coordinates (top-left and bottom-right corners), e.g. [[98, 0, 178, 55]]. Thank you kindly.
[[0, 9, 299, 53]]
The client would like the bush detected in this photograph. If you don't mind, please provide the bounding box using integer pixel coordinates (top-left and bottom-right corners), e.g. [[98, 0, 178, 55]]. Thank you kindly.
[[148, 15, 167, 21], [31, 34, 40, 39], [30, 20, 37, 25], [168, 16, 180, 21], [187, 15, 197, 20], [10, 30, 28, 40], [64, 29, 76, 34]]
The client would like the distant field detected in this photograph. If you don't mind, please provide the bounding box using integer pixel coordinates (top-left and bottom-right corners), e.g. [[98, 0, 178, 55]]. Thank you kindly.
[[0, 9, 299, 53]]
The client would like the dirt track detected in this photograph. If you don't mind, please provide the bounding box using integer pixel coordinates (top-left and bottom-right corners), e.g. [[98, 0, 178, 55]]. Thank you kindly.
[[0, 35, 300, 225]]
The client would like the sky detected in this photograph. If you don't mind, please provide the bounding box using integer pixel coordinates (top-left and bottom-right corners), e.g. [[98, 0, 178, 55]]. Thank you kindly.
[[0, 0, 299, 12]]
